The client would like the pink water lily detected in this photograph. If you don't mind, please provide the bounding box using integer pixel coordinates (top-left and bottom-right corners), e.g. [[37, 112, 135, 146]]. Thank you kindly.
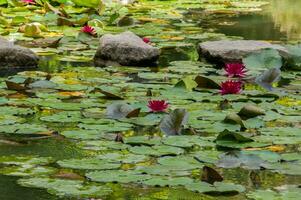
[[81, 25, 96, 36], [220, 80, 242, 95], [224, 63, 247, 78], [143, 37, 151, 44], [148, 100, 169, 112], [21, 0, 35, 4]]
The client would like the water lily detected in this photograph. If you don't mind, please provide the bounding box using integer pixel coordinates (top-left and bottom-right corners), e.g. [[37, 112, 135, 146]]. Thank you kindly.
[[224, 63, 247, 78], [148, 100, 169, 112], [143, 37, 151, 44], [21, 0, 35, 4], [220, 80, 242, 95], [81, 25, 96, 36]]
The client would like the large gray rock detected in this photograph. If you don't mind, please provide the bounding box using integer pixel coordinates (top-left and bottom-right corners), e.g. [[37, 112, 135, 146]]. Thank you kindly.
[[0, 37, 39, 69], [198, 40, 288, 64], [94, 31, 160, 67]]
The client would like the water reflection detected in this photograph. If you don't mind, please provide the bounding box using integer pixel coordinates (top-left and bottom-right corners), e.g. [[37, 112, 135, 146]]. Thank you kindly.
[[210, 0, 301, 41], [269, 0, 301, 40]]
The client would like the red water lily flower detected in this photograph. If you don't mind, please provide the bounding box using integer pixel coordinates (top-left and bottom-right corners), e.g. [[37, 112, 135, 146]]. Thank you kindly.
[[143, 37, 151, 44], [81, 25, 96, 36], [220, 80, 242, 95], [224, 63, 247, 78], [148, 100, 169, 112], [21, 0, 35, 4]]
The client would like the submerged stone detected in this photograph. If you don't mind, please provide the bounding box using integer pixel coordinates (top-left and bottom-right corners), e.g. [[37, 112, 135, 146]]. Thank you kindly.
[[94, 31, 160, 67], [198, 40, 287, 65], [0, 37, 39, 69]]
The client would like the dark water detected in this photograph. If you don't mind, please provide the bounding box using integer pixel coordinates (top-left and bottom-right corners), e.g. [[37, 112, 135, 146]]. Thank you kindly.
[[0, 175, 56, 200], [211, 0, 301, 41]]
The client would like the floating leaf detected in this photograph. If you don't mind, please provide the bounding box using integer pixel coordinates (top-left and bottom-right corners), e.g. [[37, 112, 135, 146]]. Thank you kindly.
[[238, 104, 265, 119], [129, 145, 184, 156], [201, 166, 223, 184], [255, 68, 281, 91], [158, 156, 202, 170], [186, 181, 245, 195], [106, 102, 133, 119], [194, 75, 220, 89], [142, 177, 194, 187], [217, 151, 266, 170], [18, 178, 112, 198], [160, 108, 189, 135], [57, 158, 121, 170], [86, 170, 151, 184], [243, 49, 282, 70]]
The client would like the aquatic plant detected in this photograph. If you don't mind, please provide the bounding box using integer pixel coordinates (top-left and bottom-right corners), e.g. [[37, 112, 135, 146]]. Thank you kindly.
[[21, 0, 35, 4], [224, 63, 247, 78], [81, 25, 96, 36], [143, 37, 151, 44], [148, 100, 169, 112], [220, 80, 242, 95]]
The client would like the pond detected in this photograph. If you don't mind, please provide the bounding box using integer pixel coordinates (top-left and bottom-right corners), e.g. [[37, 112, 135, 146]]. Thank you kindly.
[[0, 0, 300, 200], [211, 0, 301, 41]]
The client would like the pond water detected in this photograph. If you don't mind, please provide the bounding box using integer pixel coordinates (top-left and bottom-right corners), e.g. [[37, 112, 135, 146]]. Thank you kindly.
[[0, 0, 300, 200], [209, 0, 301, 41]]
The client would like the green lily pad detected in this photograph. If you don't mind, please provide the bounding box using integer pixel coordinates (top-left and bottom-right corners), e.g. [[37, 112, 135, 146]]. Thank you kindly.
[[18, 178, 112, 198], [158, 156, 202, 170], [60, 129, 105, 140], [78, 140, 129, 151], [124, 136, 162, 146], [135, 165, 191, 176], [186, 181, 245, 195], [129, 145, 184, 156], [162, 135, 215, 148], [86, 170, 152, 184], [57, 158, 121, 170], [142, 176, 194, 187], [96, 152, 149, 164], [0, 165, 56, 177]]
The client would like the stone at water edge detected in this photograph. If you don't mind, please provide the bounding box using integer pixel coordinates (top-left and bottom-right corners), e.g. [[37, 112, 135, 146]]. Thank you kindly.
[[94, 31, 160, 67], [0, 37, 39, 69], [198, 40, 288, 65]]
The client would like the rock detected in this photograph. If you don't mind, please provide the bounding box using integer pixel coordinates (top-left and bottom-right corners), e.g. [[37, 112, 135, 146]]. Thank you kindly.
[[198, 40, 288, 64], [0, 37, 39, 69], [94, 31, 160, 67]]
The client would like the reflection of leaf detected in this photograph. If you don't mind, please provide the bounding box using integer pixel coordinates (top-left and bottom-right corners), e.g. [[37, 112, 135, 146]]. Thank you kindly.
[[255, 68, 281, 91], [159, 109, 189, 135]]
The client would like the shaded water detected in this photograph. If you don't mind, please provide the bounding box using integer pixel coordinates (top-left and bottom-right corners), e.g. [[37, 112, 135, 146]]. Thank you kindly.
[[0, 0, 300, 200], [211, 0, 301, 41]]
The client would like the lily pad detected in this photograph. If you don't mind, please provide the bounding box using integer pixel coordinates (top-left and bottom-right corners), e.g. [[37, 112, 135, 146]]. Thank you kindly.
[[86, 170, 152, 184], [18, 178, 112, 198], [57, 158, 121, 170]]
